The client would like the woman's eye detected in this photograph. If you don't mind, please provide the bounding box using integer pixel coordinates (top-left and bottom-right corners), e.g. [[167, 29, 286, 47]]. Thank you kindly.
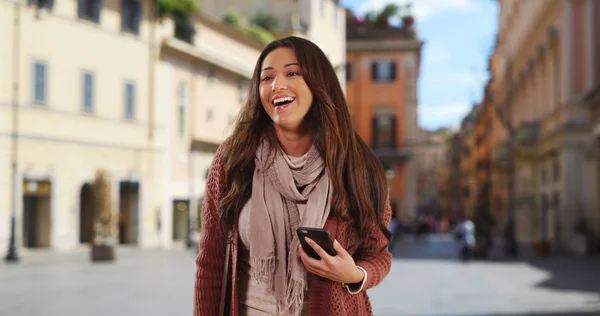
[[261, 76, 272, 82], [288, 72, 300, 76]]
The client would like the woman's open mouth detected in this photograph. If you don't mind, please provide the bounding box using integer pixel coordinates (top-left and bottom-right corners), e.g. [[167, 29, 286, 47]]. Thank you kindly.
[[273, 96, 296, 111]]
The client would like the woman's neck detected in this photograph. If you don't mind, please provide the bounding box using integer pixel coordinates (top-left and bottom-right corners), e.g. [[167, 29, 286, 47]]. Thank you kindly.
[[275, 127, 312, 157]]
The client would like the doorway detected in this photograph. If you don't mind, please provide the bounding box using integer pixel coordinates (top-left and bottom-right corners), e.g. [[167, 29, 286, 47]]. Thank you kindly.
[[172, 199, 189, 241], [79, 183, 94, 244], [22, 179, 52, 248], [119, 181, 140, 245]]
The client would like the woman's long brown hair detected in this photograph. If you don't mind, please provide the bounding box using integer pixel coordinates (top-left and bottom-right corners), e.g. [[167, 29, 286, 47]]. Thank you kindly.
[[220, 36, 391, 246]]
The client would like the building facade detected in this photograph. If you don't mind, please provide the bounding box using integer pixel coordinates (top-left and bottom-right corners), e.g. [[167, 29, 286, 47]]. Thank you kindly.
[[0, 0, 165, 253], [345, 15, 422, 221], [459, 106, 480, 219], [474, 86, 493, 225], [157, 14, 261, 247], [0, 0, 265, 254], [491, 0, 600, 254], [439, 133, 462, 219], [199, 0, 347, 91], [413, 128, 449, 217]]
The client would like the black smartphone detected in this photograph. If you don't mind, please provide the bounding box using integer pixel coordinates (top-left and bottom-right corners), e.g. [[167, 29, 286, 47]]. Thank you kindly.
[[296, 227, 337, 260]]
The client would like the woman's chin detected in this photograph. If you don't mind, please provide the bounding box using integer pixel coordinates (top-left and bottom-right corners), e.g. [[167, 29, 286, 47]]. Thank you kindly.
[[273, 119, 305, 134]]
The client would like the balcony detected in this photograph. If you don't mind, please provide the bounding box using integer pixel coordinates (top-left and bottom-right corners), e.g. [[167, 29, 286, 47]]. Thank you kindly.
[[515, 121, 540, 146], [514, 121, 540, 160], [541, 104, 591, 136], [175, 22, 195, 44]]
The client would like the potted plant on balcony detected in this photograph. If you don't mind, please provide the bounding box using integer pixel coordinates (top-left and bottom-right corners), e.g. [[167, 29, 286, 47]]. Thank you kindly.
[[158, 0, 198, 22]]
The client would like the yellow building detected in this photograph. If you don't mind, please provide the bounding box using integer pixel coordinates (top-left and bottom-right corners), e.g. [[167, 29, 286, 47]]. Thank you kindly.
[[0, 0, 265, 253], [0, 0, 165, 252]]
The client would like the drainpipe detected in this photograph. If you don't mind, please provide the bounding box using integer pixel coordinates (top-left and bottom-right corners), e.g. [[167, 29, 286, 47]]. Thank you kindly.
[[5, 1, 21, 263]]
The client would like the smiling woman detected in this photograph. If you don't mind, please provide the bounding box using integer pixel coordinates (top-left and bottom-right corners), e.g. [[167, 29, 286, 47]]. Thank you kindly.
[[194, 36, 393, 316], [259, 48, 314, 142]]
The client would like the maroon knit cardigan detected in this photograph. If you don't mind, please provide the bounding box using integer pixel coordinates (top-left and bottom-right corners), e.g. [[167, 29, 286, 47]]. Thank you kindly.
[[194, 142, 392, 316]]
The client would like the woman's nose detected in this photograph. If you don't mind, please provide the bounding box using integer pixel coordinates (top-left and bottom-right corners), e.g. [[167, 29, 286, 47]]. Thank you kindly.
[[271, 77, 288, 91]]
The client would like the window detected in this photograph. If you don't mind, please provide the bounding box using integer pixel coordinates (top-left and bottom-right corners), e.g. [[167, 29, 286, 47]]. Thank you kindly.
[[371, 60, 396, 83], [78, 0, 102, 23], [121, 0, 141, 34], [125, 82, 135, 119], [33, 61, 47, 105], [320, 0, 325, 17], [28, 0, 54, 9], [206, 108, 213, 122], [553, 159, 560, 182], [207, 66, 217, 82], [82, 72, 94, 112], [552, 191, 560, 209], [372, 112, 396, 149], [541, 166, 546, 184], [346, 62, 352, 82], [177, 82, 187, 137]]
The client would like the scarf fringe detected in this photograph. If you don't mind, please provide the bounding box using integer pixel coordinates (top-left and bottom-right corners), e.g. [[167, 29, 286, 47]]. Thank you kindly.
[[277, 278, 306, 316], [250, 256, 277, 287]]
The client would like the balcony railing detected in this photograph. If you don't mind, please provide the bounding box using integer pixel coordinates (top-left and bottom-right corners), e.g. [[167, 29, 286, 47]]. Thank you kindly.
[[515, 121, 540, 146], [540, 104, 590, 136]]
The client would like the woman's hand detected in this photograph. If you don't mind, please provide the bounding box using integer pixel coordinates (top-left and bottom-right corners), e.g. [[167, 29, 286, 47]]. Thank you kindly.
[[298, 238, 365, 284]]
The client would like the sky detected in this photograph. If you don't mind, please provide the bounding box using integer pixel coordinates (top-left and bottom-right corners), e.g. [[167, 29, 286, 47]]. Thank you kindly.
[[340, 0, 499, 130]]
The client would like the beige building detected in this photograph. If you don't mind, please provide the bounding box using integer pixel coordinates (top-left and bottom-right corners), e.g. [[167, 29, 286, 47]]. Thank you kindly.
[[492, 0, 600, 254], [157, 15, 261, 247], [413, 128, 448, 215], [0, 0, 264, 254], [0, 0, 165, 253], [200, 0, 347, 91]]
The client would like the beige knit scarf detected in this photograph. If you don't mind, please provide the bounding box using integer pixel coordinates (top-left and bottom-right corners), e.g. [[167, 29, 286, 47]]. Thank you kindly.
[[245, 139, 331, 316]]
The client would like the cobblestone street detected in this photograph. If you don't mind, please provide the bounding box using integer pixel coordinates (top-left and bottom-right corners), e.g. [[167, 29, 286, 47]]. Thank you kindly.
[[2, 236, 600, 316]]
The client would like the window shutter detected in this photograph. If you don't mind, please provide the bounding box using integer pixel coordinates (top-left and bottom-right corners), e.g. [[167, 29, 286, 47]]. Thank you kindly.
[[372, 116, 379, 148], [78, 0, 85, 18], [371, 62, 378, 81], [390, 115, 397, 148], [133, 0, 141, 34], [93, 0, 102, 22], [121, 0, 128, 30], [346, 62, 351, 82], [390, 61, 397, 81]]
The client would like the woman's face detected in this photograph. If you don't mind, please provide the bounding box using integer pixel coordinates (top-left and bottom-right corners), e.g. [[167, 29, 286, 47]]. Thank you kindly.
[[259, 47, 313, 133]]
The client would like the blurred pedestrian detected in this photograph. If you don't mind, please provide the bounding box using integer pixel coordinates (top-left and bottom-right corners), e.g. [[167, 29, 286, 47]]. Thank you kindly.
[[458, 216, 476, 261], [194, 36, 393, 316]]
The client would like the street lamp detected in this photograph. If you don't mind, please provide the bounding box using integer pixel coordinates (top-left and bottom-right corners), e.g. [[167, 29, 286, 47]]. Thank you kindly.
[[5, 215, 18, 262], [5, 2, 21, 263]]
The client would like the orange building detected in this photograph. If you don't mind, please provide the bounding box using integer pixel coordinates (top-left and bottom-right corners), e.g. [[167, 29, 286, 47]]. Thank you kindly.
[[474, 83, 493, 214], [345, 17, 423, 220]]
